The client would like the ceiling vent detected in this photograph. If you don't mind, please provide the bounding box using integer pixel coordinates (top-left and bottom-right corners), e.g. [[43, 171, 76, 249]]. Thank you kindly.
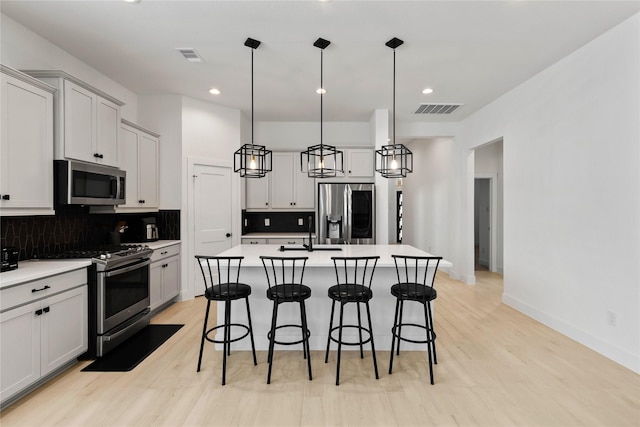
[[176, 48, 203, 63], [414, 104, 462, 114]]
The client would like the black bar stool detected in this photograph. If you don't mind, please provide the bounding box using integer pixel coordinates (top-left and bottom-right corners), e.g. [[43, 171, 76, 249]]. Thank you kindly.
[[260, 256, 312, 384], [388, 255, 442, 384], [325, 256, 379, 385], [195, 255, 257, 385]]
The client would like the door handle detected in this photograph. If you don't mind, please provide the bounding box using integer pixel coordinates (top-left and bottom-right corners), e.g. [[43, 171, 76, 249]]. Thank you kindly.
[[226, 233, 232, 238]]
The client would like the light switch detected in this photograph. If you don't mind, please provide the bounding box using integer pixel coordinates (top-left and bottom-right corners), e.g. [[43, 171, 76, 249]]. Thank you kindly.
[[298, 218, 304, 226]]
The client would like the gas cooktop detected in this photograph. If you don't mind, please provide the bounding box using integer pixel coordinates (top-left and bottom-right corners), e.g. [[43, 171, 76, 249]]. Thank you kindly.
[[37, 244, 153, 266]]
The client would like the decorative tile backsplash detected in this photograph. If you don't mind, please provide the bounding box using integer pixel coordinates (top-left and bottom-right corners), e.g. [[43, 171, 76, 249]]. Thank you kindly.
[[1, 207, 180, 260], [242, 210, 314, 234]]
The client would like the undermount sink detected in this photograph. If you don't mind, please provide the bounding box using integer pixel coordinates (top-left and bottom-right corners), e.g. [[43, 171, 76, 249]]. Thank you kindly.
[[278, 245, 342, 252]]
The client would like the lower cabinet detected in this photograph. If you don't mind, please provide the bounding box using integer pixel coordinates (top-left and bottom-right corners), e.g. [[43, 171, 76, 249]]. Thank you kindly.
[[150, 243, 181, 312], [0, 269, 87, 407], [241, 237, 305, 245]]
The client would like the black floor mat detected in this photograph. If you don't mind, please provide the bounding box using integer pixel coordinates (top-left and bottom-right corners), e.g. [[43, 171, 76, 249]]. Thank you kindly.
[[82, 324, 183, 372]]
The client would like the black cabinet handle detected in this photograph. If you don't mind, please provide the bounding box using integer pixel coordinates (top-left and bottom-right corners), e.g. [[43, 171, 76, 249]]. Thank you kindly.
[[43, 307, 50, 313], [1, 194, 10, 200], [32, 285, 51, 293], [99, 154, 104, 159], [139, 200, 145, 204], [94, 153, 101, 158], [161, 251, 168, 255], [35, 309, 43, 316]]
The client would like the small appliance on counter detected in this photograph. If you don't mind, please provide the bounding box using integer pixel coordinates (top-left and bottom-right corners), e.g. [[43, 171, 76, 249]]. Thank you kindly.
[[1, 247, 19, 272], [121, 216, 159, 243]]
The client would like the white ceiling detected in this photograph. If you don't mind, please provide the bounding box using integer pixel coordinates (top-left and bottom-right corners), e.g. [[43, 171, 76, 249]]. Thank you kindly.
[[1, 1, 638, 123]]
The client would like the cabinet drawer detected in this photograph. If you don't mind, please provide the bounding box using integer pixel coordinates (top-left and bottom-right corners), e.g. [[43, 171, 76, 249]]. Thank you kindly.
[[150, 244, 181, 263], [241, 238, 268, 245], [269, 238, 304, 245], [1, 268, 87, 312]]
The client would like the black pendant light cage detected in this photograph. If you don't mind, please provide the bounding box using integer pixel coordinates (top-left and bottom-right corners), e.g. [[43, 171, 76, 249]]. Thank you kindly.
[[375, 37, 413, 179], [234, 37, 272, 178], [301, 38, 344, 178]]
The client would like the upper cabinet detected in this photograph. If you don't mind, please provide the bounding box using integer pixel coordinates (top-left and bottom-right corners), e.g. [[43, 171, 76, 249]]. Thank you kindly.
[[23, 70, 124, 168], [0, 65, 55, 216], [117, 120, 159, 212], [270, 152, 315, 210], [246, 174, 270, 209], [344, 148, 374, 178]]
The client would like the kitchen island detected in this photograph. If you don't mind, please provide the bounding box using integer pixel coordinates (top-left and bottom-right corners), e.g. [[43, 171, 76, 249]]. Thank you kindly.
[[208, 244, 452, 351]]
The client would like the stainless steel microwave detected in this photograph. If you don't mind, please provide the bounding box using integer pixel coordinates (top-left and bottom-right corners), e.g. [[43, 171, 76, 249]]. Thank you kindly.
[[54, 160, 126, 205]]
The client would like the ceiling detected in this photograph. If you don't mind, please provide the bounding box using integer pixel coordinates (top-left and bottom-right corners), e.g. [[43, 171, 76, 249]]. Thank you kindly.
[[1, 1, 638, 123]]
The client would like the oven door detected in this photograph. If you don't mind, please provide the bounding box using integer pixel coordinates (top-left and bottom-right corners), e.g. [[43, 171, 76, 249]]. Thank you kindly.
[[96, 259, 150, 334]]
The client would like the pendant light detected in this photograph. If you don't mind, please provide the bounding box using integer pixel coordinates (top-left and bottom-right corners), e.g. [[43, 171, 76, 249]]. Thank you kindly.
[[300, 38, 344, 178], [375, 37, 413, 178], [234, 38, 272, 178]]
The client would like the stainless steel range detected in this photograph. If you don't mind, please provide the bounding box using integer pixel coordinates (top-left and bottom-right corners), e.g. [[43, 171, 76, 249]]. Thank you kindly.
[[41, 244, 154, 357]]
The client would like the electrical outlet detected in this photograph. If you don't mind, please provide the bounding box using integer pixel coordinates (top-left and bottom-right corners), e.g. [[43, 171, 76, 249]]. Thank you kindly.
[[244, 219, 247, 227], [265, 218, 270, 227], [607, 311, 617, 327], [298, 218, 304, 226]]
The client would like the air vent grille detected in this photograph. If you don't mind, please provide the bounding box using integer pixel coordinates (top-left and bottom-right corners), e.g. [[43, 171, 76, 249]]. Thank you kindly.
[[176, 48, 203, 63], [414, 104, 462, 114]]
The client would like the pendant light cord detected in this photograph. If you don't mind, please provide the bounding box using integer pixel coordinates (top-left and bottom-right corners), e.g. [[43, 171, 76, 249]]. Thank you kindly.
[[251, 47, 254, 146], [320, 49, 324, 156], [393, 48, 396, 146]]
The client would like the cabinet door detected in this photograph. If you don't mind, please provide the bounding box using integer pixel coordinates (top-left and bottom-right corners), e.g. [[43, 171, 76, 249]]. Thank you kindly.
[[96, 97, 120, 167], [63, 80, 96, 163], [0, 73, 54, 211], [138, 133, 159, 208], [150, 261, 163, 312], [270, 152, 294, 208], [40, 286, 88, 376], [246, 174, 270, 209], [0, 302, 40, 403], [294, 167, 315, 209], [119, 124, 140, 208], [346, 149, 374, 177], [162, 256, 180, 302]]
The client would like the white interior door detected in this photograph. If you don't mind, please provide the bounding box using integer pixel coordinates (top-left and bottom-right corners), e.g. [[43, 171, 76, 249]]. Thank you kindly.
[[193, 163, 233, 296]]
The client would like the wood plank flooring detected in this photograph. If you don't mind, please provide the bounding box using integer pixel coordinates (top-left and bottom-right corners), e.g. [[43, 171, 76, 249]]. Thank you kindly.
[[1, 271, 638, 426]]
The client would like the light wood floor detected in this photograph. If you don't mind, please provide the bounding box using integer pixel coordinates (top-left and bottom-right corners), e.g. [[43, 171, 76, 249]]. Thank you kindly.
[[1, 271, 638, 426]]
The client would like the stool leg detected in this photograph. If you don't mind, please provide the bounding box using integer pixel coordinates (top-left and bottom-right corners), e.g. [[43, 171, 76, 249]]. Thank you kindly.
[[336, 302, 345, 386], [197, 299, 211, 372], [396, 300, 405, 356], [356, 302, 364, 359], [325, 300, 336, 363], [301, 300, 313, 381], [427, 301, 437, 365], [299, 301, 307, 360], [245, 297, 257, 366], [423, 301, 434, 385], [389, 298, 400, 374], [222, 300, 231, 385], [365, 301, 379, 380], [267, 301, 279, 384]]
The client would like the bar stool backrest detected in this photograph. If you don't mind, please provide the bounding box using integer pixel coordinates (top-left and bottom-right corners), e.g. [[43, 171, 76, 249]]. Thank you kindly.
[[331, 256, 380, 302], [392, 255, 442, 290], [260, 256, 308, 302], [195, 255, 244, 298]]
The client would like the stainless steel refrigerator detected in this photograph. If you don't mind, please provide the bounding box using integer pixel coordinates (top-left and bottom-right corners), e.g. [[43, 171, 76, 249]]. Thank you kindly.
[[317, 183, 375, 244]]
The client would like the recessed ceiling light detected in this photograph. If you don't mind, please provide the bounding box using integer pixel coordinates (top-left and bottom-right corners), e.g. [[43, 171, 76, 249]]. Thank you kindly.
[[316, 88, 326, 94], [209, 88, 221, 95], [422, 88, 434, 94]]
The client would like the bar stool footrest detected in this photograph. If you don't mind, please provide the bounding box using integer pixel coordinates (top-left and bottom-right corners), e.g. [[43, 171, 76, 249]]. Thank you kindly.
[[205, 323, 251, 344], [329, 324, 373, 346], [268, 324, 311, 346], [391, 323, 436, 344]]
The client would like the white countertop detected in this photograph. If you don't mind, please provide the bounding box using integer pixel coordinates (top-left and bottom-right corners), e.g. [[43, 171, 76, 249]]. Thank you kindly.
[[217, 244, 452, 268], [144, 240, 181, 250], [0, 259, 91, 290]]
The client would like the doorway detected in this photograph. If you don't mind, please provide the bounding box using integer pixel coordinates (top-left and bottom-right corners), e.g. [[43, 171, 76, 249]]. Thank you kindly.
[[474, 178, 491, 271]]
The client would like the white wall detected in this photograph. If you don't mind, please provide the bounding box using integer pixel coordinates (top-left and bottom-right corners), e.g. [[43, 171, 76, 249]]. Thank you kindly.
[[457, 14, 640, 372], [0, 14, 139, 121], [403, 138, 455, 263]]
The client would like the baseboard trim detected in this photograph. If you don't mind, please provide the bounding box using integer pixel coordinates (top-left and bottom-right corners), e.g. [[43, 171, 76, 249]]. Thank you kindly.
[[502, 293, 639, 374]]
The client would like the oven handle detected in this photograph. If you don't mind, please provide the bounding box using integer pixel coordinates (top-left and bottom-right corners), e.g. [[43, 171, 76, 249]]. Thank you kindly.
[[104, 259, 151, 277]]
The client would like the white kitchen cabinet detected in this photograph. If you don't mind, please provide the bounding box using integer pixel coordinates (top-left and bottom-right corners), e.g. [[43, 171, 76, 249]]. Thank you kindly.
[[23, 70, 124, 168], [0, 65, 55, 216], [0, 268, 87, 407], [246, 174, 270, 209], [268, 238, 305, 245], [149, 243, 180, 312], [345, 148, 374, 178], [118, 120, 159, 212], [241, 238, 269, 245], [270, 152, 315, 209]]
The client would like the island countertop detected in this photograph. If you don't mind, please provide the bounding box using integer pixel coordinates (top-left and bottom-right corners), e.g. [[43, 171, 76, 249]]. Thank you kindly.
[[217, 244, 452, 269]]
